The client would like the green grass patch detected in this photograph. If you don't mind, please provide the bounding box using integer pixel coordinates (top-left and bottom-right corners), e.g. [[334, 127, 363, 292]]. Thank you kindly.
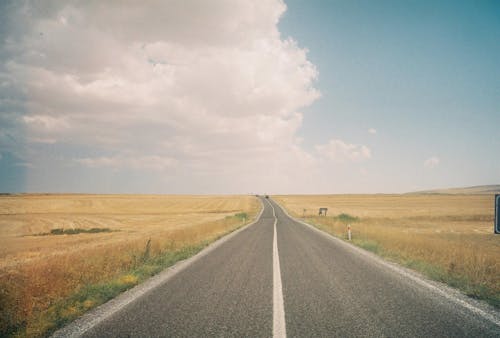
[[226, 212, 248, 221], [352, 238, 381, 254], [34, 228, 114, 236], [234, 212, 248, 220], [398, 258, 499, 308], [333, 213, 359, 222]]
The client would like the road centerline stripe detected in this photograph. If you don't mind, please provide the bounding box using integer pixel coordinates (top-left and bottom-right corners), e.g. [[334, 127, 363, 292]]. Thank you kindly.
[[269, 199, 287, 338]]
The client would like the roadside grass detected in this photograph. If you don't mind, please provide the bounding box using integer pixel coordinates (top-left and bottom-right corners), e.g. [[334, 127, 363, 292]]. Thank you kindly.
[[19, 244, 205, 337], [0, 196, 260, 338], [226, 212, 248, 222], [274, 194, 499, 309]]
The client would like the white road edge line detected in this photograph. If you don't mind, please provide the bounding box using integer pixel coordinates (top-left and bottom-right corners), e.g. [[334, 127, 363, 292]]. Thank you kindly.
[[272, 199, 500, 328], [268, 199, 287, 338], [51, 198, 266, 338]]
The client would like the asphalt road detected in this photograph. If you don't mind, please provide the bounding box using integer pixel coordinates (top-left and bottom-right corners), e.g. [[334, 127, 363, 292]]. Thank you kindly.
[[56, 197, 500, 337]]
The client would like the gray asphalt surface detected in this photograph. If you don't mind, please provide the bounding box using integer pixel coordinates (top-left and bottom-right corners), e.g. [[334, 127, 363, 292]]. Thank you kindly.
[[68, 197, 499, 337], [269, 198, 500, 337], [81, 201, 274, 337]]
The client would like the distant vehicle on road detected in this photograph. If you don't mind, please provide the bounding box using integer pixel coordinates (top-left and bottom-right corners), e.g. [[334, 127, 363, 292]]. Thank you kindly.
[[265, 195, 269, 199]]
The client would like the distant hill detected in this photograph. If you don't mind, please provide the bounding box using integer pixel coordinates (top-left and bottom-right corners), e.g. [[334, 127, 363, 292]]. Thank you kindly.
[[408, 185, 500, 195]]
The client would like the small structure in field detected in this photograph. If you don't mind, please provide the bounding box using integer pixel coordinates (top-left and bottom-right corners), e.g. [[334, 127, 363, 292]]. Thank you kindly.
[[318, 208, 328, 216]]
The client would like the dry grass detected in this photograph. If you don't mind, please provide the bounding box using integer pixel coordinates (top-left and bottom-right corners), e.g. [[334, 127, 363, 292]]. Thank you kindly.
[[274, 194, 499, 307], [0, 194, 260, 337]]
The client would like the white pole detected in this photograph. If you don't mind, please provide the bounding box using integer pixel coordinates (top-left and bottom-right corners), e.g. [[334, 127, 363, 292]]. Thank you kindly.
[[347, 224, 352, 241]]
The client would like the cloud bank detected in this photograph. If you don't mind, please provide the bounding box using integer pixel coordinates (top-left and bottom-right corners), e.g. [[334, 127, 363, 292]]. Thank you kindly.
[[0, 0, 371, 193]]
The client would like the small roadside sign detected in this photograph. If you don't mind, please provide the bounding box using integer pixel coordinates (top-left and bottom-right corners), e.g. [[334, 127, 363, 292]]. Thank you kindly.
[[495, 194, 500, 234]]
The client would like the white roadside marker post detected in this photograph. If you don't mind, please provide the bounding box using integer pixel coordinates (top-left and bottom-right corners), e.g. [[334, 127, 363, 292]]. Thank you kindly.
[[347, 224, 352, 241]]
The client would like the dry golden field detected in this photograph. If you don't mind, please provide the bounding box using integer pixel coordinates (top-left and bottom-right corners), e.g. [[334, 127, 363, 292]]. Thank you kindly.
[[0, 194, 260, 337], [274, 194, 499, 306]]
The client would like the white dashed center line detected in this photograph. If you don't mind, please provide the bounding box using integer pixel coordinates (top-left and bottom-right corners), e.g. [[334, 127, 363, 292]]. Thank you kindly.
[[268, 199, 287, 338]]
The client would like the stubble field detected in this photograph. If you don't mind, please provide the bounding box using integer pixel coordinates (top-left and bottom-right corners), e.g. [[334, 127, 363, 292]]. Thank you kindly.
[[0, 194, 260, 337], [274, 194, 499, 307]]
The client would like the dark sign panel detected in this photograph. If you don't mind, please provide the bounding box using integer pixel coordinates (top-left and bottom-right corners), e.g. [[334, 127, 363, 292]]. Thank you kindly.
[[496, 194, 500, 234]]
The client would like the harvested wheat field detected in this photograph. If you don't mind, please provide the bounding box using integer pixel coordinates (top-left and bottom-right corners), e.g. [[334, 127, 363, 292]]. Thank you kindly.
[[274, 194, 499, 307], [0, 194, 260, 337]]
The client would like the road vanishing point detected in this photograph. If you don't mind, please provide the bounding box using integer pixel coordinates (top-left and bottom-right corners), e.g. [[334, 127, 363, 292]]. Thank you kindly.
[[54, 197, 500, 337]]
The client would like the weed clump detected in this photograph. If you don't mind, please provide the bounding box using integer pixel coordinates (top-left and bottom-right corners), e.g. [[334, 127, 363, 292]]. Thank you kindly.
[[225, 212, 248, 221], [38, 228, 114, 236], [334, 213, 359, 222], [234, 212, 248, 220]]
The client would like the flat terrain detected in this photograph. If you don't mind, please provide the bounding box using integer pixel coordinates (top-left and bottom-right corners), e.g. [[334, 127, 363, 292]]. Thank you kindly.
[[273, 194, 499, 306], [0, 194, 258, 269], [409, 184, 500, 195], [54, 197, 500, 337], [0, 194, 260, 337]]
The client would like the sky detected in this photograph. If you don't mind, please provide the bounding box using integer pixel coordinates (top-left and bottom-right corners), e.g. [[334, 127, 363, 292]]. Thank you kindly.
[[0, 0, 498, 194]]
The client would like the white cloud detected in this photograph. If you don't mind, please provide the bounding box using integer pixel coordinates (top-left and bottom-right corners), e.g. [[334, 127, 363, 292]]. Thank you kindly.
[[424, 156, 440, 168], [1, 0, 384, 193], [368, 128, 377, 134], [3, 1, 320, 186], [315, 139, 371, 162], [76, 155, 178, 172]]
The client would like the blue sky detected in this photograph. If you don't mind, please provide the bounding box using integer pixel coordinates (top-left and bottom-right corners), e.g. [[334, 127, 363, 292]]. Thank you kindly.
[[0, 0, 498, 193], [279, 0, 500, 192]]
